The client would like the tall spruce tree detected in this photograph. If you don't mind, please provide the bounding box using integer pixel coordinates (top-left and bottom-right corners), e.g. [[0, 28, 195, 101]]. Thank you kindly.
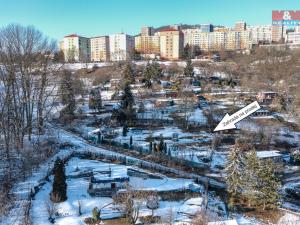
[[119, 81, 135, 124], [243, 149, 260, 207], [123, 63, 135, 84], [184, 59, 194, 77], [183, 44, 193, 59], [144, 62, 153, 88], [158, 135, 164, 153], [151, 61, 162, 80], [225, 146, 244, 197], [89, 88, 102, 112], [59, 70, 76, 115], [51, 158, 67, 202], [257, 159, 281, 210]]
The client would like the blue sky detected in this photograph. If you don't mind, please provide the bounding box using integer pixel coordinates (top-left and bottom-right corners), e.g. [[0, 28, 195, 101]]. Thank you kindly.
[[0, 0, 299, 41]]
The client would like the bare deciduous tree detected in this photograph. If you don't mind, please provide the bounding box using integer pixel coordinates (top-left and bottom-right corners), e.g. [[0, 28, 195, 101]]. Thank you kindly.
[[0, 24, 61, 218], [113, 184, 150, 224]]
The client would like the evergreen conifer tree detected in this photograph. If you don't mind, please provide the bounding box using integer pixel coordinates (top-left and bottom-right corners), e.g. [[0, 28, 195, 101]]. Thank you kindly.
[[183, 44, 192, 59], [144, 62, 153, 88], [183, 59, 194, 77], [51, 158, 67, 202], [149, 141, 152, 153], [257, 159, 281, 210], [123, 63, 135, 84], [225, 146, 244, 197], [59, 70, 76, 115], [120, 82, 135, 123], [122, 124, 128, 136], [243, 149, 260, 207], [89, 88, 102, 112], [158, 136, 164, 152]]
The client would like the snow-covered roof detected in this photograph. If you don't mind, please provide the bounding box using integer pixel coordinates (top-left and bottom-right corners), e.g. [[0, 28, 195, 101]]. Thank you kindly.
[[92, 175, 129, 183], [208, 219, 238, 225], [192, 87, 202, 92], [256, 150, 282, 159]]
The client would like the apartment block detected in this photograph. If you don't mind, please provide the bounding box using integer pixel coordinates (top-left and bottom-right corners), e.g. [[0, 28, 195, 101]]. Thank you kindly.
[[272, 25, 286, 43], [286, 31, 300, 44], [234, 21, 247, 31], [200, 24, 214, 32], [157, 28, 184, 60], [182, 29, 202, 47], [183, 29, 251, 52], [61, 34, 90, 62], [109, 33, 135, 61], [90, 36, 110, 62], [248, 25, 272, 45], [141, 26, 154, 36], [135, 35, 160, 54], [225, 31, 251, 50]]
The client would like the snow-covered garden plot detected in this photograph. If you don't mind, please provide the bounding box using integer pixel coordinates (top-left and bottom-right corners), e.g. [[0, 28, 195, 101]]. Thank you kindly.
[[30, 157, 204, 225], [68, 101, 216, 169]]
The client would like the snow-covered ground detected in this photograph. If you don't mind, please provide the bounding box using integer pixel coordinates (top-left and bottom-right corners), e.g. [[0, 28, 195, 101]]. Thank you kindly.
[[30, 157, 202, 225]]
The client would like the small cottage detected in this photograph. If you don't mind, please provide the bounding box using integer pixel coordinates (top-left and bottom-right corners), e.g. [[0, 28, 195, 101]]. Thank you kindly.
[[88, 173, 129, 197], [256, 150, 283, 162]]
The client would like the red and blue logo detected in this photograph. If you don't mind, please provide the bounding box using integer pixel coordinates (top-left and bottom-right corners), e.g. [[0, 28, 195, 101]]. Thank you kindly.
[[272, 10, 300, 26]]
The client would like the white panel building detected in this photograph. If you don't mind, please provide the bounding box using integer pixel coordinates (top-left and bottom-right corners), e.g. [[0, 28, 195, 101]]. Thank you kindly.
[[248, 25, 272, 45], [109, 33, 135, 61], [61, 34, 90, 62], [286, 31, 300, 44], [182, 29, 251, 51]]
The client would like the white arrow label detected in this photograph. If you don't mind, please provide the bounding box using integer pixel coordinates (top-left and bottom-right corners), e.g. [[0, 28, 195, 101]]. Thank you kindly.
[[214, 101, 261, 132]]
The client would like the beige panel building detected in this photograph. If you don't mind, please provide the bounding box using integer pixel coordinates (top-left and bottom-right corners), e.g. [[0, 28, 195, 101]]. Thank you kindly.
[[182, 28, 251, 52], [157, 28, 184, 60], [135, 35, 160, 54], [234, 21, 247, 31], [182, 29, 202, 47], [272, 25, 286, 43], [61, 34, 90, 62], [226, 31, 251, 50], [90, 36, 110, 62]]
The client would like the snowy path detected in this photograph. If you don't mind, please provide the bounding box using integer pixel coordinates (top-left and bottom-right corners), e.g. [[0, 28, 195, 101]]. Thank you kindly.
[[2, 123, 225, 225], [50, 123, 226, 189]]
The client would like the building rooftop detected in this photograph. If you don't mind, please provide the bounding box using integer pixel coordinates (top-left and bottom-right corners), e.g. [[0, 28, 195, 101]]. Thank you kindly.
[[64, 34, 79, 38], [208, 220, 238, 225], [91, 176, 129, 184], [256, 150, 282, 159], [158, 28, 179, 32], [64, 34, 88, 38], [90, 35, 109, 39]]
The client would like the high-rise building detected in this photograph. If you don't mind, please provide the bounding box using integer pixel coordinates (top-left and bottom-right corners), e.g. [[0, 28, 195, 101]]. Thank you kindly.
[[200, 24, 214, 32], [109, 33, 135, 61], [272, 25, 286, 43], [234, 21, 247, 31], [141, 26, 154, 36], [135, 35, 160, 54], [157, 28, 184, 60], [182, 29, 202, 47], [248, 25, 272, 45], [90, 36, 110, 62], [170, 24, 182, 31], [286, 31, 300, 44], [214, 27, 230, 32], [183, 29, 251, 52], [61, 34, 90, 62]]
